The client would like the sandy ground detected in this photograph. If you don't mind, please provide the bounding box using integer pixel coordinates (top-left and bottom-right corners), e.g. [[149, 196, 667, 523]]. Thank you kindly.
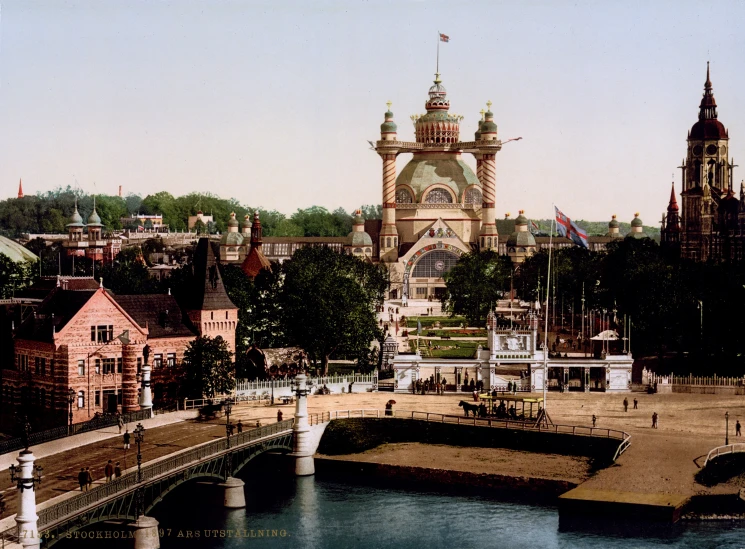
[[320, 442, 594, 484]]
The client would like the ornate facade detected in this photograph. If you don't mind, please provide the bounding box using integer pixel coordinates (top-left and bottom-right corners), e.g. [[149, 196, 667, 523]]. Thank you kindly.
[[662, 64, 744, 262]]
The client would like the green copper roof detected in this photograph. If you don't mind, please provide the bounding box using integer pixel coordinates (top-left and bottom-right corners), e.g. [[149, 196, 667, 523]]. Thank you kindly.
[[220, 231, 244, 246], [396, 157, 480, 202], [349, 231, 373, 246], [609, 217, 620, 229], [507, 231, 536, 247], [0, 235, 38, 263], [67, 206, 84, 227], [626, 231, 649, 239], [87, 209, 102, 226], [227, 213, 239, 228], [631, 214, 643, 227]]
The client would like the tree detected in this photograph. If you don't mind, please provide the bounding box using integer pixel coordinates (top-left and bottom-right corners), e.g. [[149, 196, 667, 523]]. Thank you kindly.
[[281, 246, 387, 375], [182, 335, 235, 398], [96, 247, 160, 294], [441, 250, 512, 326], [0, 253, 35, 298]]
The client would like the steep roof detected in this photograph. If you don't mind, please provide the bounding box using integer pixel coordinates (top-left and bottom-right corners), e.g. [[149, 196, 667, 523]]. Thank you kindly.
[[114, 294, 197, 338], [15, 289, 96, 342], [241, 246, 272, 279], [190, 238, 237, 311]]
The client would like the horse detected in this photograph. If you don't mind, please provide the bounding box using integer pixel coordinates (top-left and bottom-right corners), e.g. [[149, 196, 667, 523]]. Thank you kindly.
[[458, 400, 480, 417]]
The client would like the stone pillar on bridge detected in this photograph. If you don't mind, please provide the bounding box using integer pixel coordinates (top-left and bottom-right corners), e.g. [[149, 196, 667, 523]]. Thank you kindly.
[[131, 516, 160, 549], [139, 361, 153, 412], [220, 476, 246, 508], [14, 450, 40, 549], [122, 343, 139, 413], [291, 374, 314, 476]]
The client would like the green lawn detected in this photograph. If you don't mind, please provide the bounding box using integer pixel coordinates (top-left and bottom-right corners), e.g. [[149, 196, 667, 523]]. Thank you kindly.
[[408, 339, 488, 359], [404, 316, 468, 328]]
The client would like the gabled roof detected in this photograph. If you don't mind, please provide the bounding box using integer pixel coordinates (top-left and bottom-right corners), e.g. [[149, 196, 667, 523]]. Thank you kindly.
[[114, 294, 197, 339], [190, 238, 237, 311], [241, 246, 272, 279], [15, 289, 97, 342]]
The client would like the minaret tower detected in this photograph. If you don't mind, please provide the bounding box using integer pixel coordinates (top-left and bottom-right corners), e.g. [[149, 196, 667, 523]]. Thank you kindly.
[[377, 101, 400, 262], [478, 101, 500, 250]]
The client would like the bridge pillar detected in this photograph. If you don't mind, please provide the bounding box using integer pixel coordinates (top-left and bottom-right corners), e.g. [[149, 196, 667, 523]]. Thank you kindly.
[[131, 516, 160, 549], [139, 362, 153, 411], [291, 374, 315, 476], [122, 343, 139, 413], [14, 450, 40, 549], [220, 476, 246, 508]]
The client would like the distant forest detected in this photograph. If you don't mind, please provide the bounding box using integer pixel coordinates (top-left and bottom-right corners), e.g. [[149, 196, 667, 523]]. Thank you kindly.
[[0, 187, 659, 240]]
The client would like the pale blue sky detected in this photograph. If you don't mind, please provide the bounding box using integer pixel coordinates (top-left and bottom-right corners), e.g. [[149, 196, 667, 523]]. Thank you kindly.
[[2, 0, 745, 225]]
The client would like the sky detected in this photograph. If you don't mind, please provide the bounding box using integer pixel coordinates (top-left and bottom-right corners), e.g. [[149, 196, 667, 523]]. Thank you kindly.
[[2, 0, 745, 226]]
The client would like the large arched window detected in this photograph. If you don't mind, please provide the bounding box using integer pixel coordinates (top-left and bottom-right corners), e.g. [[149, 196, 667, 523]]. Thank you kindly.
[[464, 187, 482, 205], [396, 188, 413, 204], [424, 188, 454, 204], [411, 250, 460, 278]]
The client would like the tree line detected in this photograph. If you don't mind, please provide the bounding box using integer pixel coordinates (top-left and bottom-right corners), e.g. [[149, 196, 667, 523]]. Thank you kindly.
[[0, 186, 382, 237]]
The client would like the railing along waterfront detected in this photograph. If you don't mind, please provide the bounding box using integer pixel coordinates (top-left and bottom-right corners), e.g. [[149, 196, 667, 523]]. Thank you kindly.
[[328, 409, 631, 461], [650, 373, 745, 387], [703, 442, 745, 467], [30, 420, 295, 532], [0, 409, 152, 457], [236, 374, 377, 393]]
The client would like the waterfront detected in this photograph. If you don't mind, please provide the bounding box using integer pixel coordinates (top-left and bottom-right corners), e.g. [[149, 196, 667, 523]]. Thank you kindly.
[[54, 457, 745, 549]]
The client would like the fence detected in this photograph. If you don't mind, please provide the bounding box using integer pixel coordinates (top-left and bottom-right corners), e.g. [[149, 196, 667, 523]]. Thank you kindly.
[[648, 373, 744, 387], [0, 409, 152, 457], [235, 374, 377, 393], [703, 442, 745, 467]]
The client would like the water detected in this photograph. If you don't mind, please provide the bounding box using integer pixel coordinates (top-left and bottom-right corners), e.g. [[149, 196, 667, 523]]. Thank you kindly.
[[56, 459, 745, 549]]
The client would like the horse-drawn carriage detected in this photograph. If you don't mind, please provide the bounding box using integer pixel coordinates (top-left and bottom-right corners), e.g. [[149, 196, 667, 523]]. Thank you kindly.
[[459, 394, 552, 427]]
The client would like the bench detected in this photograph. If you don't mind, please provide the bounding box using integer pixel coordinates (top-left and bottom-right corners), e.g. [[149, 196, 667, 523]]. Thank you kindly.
[[279, 396, 294, 405]]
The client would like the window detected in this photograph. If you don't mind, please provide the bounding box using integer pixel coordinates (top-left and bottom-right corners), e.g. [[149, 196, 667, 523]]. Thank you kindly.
[[39, 358, 46, 376], [95, 391, 100, 406], [117, 357, 123, 374], [396, 188, 413, 203], [102, 358, 115, 375], [137, 357, 142, 375], [464, 188, 483, 205], [167, 353, 176, 368], [78, 360, 85, 376], [95, 359, 101, 375], [423, 188, 453, 204], [225, 311, 228, 319], [416, 287, 428, 296], [411, 250, 460, 278], [77, 391, 85, 408], [50, 359, 55, 377], [17, 354, 28, 372], [35, 357, 40, 374], [92, 325, 114, 343], [153, 354, 163, 368]]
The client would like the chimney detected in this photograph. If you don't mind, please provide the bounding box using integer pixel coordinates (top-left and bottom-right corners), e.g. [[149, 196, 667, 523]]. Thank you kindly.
[[118, 185, 122, 197]]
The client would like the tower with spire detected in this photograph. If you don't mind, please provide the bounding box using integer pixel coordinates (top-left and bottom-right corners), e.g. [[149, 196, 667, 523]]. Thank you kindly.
[[17, 178, 24, 199], [673, 63, 738, 262], [373, 67, 506, 300]]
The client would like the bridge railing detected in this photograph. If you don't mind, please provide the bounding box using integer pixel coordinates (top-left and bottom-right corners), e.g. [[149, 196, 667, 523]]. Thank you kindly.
[[703, 442, 745, 467], [34, 420, 295, 531], [328, 409, 629, 442]]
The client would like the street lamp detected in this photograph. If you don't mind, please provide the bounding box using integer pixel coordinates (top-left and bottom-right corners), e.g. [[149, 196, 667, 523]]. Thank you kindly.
[[68, 388, 75, 432], [726, 411, 730, 445], [134, 423, 145, 483], [224, 399, 233, 449], [9, 462, 43, 492]]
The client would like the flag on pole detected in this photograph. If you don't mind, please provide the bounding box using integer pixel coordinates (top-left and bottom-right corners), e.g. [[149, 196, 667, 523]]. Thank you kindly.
[[530, 220, 540, 234], [555, 206, 589, 248], [439, 33, 450, 42]]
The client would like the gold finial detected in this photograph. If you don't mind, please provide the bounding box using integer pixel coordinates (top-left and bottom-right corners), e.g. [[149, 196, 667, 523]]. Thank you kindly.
[[479, 108, 485, 120], [486, 100, 492, 111], [386, 100, 392, 111], [519, 209, 524, 215], [634, 212, 640, 217]]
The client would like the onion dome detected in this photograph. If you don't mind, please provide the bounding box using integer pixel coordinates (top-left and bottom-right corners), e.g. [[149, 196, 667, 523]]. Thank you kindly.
[[481, 101, 497, 136], [514, 210, 528, 225], [348, 209, 373, 247], [690, 62, 728, 140], [626, 213, 648, 239], [87, 198, 102, 226], [609, 215, 620, 229], [474, 109, 485, 140], [227, 212, 239, 228], [380, 101, 397, 134], [630, 213, 643, 228], [67, 200, 84, 227], [507, 210, 536, 248], [220, 231, 244, 246], [241, 214, 251, 231]]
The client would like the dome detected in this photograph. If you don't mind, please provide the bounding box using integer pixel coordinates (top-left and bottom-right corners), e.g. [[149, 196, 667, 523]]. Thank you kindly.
[[514, 211, 528, 225], [349, 230, 373, 247], [220, 231, 244, 246], [507, 230, 536, 248], [227, 212, 239, 228], [67, 206, 84, 227], [395, 156, 480, 202], [381, 110, 397, 134], [353, 210, 365, 225], [242, 214, 251, 229], [609, 215, 620, 229], [630, 213, 643, 227], [87, 208, 102, 226], [689, 119, 727, 140], [0, 235, 38, 263], [481, 110, 497, 134]]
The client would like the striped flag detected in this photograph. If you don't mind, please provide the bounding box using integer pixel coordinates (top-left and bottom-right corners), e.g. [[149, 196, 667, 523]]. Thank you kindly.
[[439, 33, 450, 42], [530, 220, 540, 234], [555, 206, 589, 249]]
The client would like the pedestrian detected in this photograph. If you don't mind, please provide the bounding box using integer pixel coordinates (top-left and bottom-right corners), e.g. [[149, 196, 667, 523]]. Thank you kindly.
[[86, 467, 93, 490], [78, 468, 87, 491], [633, 398, 638, 410], [227, 423, 235, 436], [105, 460, 114, 482], [256, 419, 261, 429], [114, 462, 122, 478], [277, 410, 283, 422], [623, 398, 628, 412], [652, 412, 658, 429], [123, 429, 131, 450], [737, 420, 742, 437], [117, 414, 124, 434], [237, 420, 243, 433], [592, 415, 597, 428]]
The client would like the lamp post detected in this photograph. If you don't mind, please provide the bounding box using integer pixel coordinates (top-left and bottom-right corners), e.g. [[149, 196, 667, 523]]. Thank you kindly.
[[134, 423, 145, 483], [67, 388, 75, 433], [271, 378, 275, 406], [224, 399, 233, 481], [726, 411, 730, 445]]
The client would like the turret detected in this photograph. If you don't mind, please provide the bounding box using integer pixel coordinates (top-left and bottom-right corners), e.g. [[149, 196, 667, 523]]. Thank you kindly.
[[626, 213, 648, 239], [606, 215, 622, 238], [480, 101, 498, 141], [87, 197, 103, 241], [380, 101, 397, 142], [507, 210, 536, 265]]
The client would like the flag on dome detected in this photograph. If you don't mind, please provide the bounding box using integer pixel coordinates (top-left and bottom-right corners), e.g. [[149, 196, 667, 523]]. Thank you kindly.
[[439, 33, 450, 42], [555, 206, 589, 248]]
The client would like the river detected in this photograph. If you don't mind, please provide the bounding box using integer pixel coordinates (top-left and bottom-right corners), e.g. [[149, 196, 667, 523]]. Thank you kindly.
[[55, 457, 745, 548]]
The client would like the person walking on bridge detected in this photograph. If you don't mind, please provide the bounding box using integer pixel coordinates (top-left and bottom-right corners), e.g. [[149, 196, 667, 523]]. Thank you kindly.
[[237, 420, 243, 433], [633, 398, 638, 410], [105, 460, 114, 482], [736, 420, 741, 437], [78, 468, 87, 491], [623, 398, 628, 412], [123, 429, 131, 450], [652, 412, 658, 429], [277, 410, 283, 422]]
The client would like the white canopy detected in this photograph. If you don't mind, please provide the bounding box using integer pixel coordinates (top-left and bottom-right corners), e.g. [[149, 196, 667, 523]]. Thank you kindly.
[[591, 329, 619, 341]]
